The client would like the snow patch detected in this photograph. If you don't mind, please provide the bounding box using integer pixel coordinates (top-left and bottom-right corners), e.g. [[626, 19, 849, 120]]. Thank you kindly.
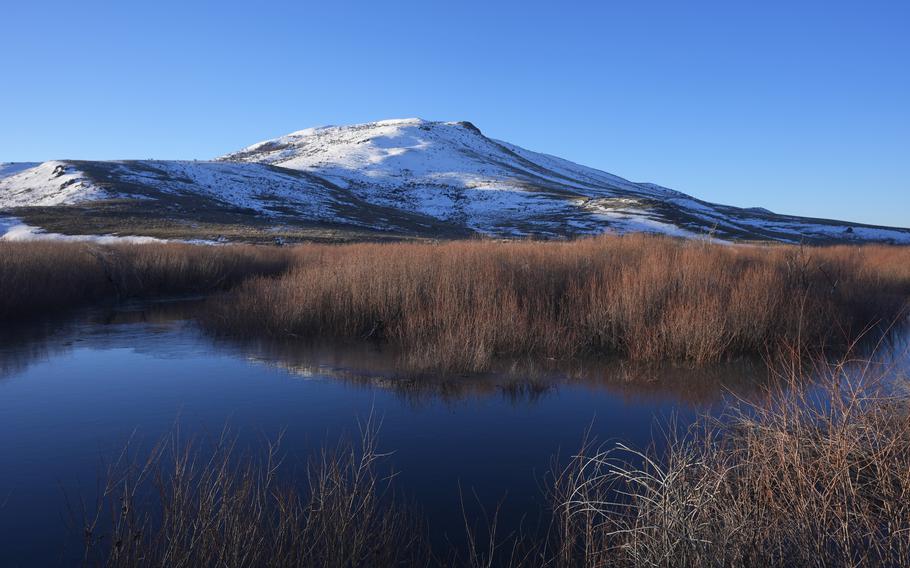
[[0, 161, 110, 207], [110, 160, 342, 221], [0, 216, 166, 244]]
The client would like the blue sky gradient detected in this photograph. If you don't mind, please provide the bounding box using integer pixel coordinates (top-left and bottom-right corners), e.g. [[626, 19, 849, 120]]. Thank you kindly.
[[2, 0, 907, 226]]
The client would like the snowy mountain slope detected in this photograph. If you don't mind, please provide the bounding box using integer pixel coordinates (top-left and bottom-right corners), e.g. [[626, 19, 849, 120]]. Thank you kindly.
[[0, 161, 113, 206], [2, 119, 908, 243], [0, 162, 40, 180], [0, 160, 335, 212], [0, 158, 469, 240], [218, 118, 910, 243]]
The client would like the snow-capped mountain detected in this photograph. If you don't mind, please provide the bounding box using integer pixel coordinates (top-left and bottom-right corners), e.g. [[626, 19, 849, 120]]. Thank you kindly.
[[2, 119, 908, 243]]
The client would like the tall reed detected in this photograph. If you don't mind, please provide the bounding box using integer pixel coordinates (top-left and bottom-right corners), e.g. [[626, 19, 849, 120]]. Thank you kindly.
[[78, 420, 429, 567], [0, 241, 291, 321], [203, 236, 910, 371], [549, 352, 910, 567]]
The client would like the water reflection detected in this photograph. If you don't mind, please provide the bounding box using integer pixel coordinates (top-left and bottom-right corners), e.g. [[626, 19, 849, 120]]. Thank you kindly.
[[33, 316, 779, 408], [0, 299, 207, 380], [0, 301, 906, 566], [237, 337, 777, 407], [0, 319, 74, 379], [2, 301, 906, 407]]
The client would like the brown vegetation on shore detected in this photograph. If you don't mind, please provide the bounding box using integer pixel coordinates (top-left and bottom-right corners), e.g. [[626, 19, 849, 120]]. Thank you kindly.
[[550, 353, 910, 567], [4, 236, 907, 370], [203, 236, 910, 371], [0, 241, 291, 321]]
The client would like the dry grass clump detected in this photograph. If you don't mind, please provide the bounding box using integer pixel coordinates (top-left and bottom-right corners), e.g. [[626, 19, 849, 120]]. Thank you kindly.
[[203, 235, 910, 371], [550, 354, 910, 567], [0, 241, 291, 321], [78, 421, 429, 567]]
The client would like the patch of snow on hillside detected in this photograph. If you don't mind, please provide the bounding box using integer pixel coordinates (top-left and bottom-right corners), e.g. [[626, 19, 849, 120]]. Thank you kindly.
[[761, 221, 910, 243], [600, 212, 704, 238], [584, 199, 705, 238], [705, 212, 910, 244], [0, 216, 166, 244], [492, 139, 645, 195], [112, 161, 341, 220], [0, 161, 110, 207]]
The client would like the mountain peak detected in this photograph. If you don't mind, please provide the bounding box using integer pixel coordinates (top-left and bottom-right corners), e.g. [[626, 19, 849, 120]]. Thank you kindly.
[[3, 120, 909, 244], [283, 117, 430, 138]]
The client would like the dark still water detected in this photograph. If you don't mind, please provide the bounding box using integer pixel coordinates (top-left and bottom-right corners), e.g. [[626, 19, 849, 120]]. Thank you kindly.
[[0, 301, 904, 566]]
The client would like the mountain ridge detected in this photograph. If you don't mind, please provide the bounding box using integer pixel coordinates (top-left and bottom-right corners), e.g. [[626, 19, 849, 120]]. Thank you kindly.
[[1, 119, 908, 244]]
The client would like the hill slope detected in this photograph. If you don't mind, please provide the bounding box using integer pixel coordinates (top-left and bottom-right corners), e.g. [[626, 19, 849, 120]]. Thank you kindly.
[[2, 119, 908, 243]]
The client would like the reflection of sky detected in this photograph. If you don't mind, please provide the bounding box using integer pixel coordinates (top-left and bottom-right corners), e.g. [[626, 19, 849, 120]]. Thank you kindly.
[[0, 303, 906, 565]]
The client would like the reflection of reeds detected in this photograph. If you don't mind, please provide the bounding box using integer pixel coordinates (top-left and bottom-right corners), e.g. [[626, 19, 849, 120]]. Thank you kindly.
[[549, 351, 910, 567], [76, 419, 428, 567], [203, 235, 910, 372], [498, 379, 555, 404], [228, 335, 782, 406], [0, 241, 291, 321]]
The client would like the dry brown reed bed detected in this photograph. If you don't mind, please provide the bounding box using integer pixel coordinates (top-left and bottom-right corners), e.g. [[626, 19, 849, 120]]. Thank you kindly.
[[550, 352, 910, 567], [0, 241, 291, 321], [203, 235, 910, 371]]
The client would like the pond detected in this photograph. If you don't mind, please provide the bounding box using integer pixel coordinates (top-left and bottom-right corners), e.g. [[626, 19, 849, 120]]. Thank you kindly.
[[0, 300, 905, 566]]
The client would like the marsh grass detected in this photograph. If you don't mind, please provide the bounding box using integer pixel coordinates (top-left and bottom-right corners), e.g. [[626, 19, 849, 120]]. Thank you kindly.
[[203, 235, 910, 371], [549, 348, 910, 567], [76, 419, 429, 568], [0, 241, 291, 321], [5, 236, 907, 370]]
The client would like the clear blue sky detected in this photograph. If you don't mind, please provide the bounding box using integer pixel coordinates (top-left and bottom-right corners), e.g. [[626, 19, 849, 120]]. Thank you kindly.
[[2, 0, 907, 227]]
